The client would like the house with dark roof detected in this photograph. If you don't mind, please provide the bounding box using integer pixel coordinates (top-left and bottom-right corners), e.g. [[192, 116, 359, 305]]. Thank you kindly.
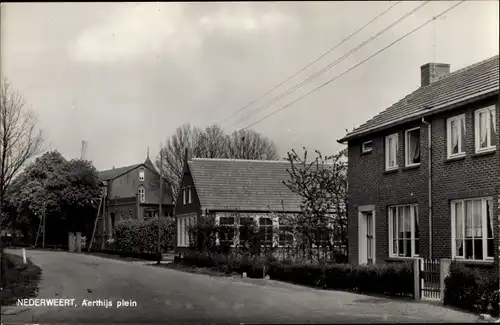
[[338, 55, 499, 270], [95, 153, 174, 244], [174, 152, 308, 254]]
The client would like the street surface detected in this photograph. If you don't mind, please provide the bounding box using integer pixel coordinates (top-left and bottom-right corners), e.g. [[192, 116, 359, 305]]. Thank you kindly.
[[1, 249, 478, 324]]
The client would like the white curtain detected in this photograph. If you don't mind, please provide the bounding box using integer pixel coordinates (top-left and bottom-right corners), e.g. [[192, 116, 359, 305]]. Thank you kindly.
[[451, 120, 459, 153], [490, 109, 497, 141], [465, 201, 473, 237], [473, 200, 482, 237], [480, 112, 488, 147]]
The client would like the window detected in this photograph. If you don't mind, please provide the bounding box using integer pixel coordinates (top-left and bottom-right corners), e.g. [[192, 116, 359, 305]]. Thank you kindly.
[[139, 168, 145, 181], [177, 216, 196, 247], [259, 217, 274, 247], [451, 198, 494, 261], [447, 114, 466, 158], [385, 133, 398, 170], [475, 106, 497, 153], [361, 141, 373, 154], [182, 186, 192, 205], [219, 217, 235, 245], [278, 218, 294, 247], [405, 128, 420, 166], [138, 186, 145, 203], [128, 210, 132, 219], [388, 204, 419, 257]]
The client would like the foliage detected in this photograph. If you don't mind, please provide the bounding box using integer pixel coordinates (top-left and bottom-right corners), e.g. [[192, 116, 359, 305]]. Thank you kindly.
[[156, 124, 279, 199], [0, 80, 44, 226], [114, 217, 175, 253], [444, 262, 499, 316], [278, 147, 348, 260], [4, 151, 101, 243]]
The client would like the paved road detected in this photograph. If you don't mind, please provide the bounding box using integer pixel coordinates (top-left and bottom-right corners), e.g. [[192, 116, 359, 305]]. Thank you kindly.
[[1, 249, 478, 324]]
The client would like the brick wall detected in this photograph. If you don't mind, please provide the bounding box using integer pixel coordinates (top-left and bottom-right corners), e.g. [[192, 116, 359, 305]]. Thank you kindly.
[[347, 95, 499, 268]]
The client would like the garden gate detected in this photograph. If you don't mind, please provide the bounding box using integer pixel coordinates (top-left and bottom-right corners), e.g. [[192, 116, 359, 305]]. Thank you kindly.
[[419, 258, 441, 301]]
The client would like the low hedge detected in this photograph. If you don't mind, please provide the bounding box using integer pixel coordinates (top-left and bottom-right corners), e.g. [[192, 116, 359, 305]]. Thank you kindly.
[[444, 262, 499, 316], [268, 259, 414, 297], [181, 252, 265, 278], [179, 252, 414, 297]]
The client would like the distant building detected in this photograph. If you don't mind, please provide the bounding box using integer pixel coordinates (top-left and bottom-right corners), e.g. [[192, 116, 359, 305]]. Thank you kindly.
[[94, 153, 174, 246]]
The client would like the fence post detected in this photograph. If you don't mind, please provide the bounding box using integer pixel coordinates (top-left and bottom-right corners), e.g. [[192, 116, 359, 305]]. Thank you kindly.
[[68, 232, 75, 252], [75, 232, 82, 253], [413, 258, 420, 300], [440, 258, 451, 302]]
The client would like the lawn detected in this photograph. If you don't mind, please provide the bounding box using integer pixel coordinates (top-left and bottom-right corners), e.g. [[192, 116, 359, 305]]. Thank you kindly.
[[1, 251, 42, 306]]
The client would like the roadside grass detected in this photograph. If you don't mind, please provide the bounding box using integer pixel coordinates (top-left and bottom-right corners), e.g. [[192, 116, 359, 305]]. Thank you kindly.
[[1, 252, 42, 306]]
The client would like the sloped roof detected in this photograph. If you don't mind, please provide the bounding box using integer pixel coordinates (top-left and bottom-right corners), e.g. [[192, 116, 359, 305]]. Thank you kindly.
[[338, 54, 499, 142], [98, 163, 142, 181], [187, 158, 304, 212]]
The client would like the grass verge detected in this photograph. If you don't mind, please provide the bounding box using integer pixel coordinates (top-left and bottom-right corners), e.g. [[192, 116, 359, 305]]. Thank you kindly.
[[153, 261, 240, 278], [1, 252, 42, 306]]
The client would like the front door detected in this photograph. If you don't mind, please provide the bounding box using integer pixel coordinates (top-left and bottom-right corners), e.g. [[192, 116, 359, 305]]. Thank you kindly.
[[358, 209, 375, 265]]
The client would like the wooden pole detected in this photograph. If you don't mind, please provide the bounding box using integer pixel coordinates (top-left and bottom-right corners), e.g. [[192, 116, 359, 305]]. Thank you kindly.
[[42, 207, 46, 248], [157, 145, 163, 263], [88, 195, 103, 252]]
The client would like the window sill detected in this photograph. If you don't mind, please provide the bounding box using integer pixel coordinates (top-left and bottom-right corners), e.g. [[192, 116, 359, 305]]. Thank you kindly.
[[453, 259, 494, 266], [445, 155, 466, 163], [360, 150, 372, 156], [383, 168, 399, 175], [472, 149, 496, 158], [402, 164, 420, 171]]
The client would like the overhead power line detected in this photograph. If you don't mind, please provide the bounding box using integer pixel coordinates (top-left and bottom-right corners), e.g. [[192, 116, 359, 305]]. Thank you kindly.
[[228, 1, 430, 130], [238, 0, 465, 132], [216, 1, 402, 127]]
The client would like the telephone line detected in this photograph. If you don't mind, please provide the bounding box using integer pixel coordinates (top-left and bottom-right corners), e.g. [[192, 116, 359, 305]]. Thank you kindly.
[[216, 1, 402, 127], [238, 1, 465, 131], [228, 1, 430, 130]]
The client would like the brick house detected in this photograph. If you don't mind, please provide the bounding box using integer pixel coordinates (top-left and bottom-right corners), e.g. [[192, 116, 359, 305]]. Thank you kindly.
[[95, 154, 174, 244], [174, 155, 304, 255], [338, 55, 499, 269]]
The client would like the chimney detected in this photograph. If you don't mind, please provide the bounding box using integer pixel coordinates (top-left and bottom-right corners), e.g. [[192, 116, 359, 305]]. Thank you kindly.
[[184, 148, 191, 162], [420, 63, 450, 87], [112, 166, 115, 169]]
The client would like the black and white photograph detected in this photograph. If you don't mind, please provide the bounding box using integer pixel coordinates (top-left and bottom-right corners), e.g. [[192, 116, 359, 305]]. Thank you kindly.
[[0, 1, 499, 324]]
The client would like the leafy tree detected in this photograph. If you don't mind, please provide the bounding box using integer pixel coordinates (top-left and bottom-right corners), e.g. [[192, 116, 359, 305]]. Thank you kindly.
[[5, 151, 101, 244], [281, 147, 348, 261]]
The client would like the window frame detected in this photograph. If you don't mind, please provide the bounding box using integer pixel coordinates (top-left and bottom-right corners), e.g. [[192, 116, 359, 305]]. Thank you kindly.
[[258, 216, 274, 247], [138, 186, 145, 203], [139, 168, 145, 181], [388, 204, 419, 258], [385, 133, 399, 171], [447, 114, 466, 159], [474, 106, 497, 153], [177, 215, 196, 247], [405, 127, 421, 167], [451, 197, 494, 262], [361, 141, 373, 154]]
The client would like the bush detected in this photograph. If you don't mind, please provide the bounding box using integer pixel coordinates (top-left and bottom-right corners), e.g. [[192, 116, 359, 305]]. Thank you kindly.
[[268, 259, 413, 297], [114, 217, 174, 253], [444, 262, 499, 316], [179, 252, 265, 278]]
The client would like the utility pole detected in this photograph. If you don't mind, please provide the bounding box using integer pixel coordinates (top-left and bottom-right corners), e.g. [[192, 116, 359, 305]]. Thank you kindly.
[[157, 144, 163, 264], [80, 140, 86, 160]]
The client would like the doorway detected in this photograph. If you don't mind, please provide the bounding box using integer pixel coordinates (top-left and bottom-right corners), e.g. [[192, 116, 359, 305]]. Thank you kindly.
[[358, 206, 376, 265]]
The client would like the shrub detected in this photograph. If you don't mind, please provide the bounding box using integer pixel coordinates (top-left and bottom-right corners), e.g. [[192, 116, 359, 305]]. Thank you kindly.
[[114, 217, 174, 253], [444, 262, 499, 316]]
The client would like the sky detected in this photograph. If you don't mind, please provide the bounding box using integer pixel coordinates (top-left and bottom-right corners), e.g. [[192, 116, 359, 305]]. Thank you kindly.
[[1, 1, 498, 171]]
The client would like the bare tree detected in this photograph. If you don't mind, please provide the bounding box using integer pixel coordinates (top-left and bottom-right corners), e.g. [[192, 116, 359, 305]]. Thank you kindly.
[[196, 124, 229, 159], [282, 147, 347, 261], [226, 129, 279, 160], [0, 80, 44, 225], [155, 123, 202, 200]]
